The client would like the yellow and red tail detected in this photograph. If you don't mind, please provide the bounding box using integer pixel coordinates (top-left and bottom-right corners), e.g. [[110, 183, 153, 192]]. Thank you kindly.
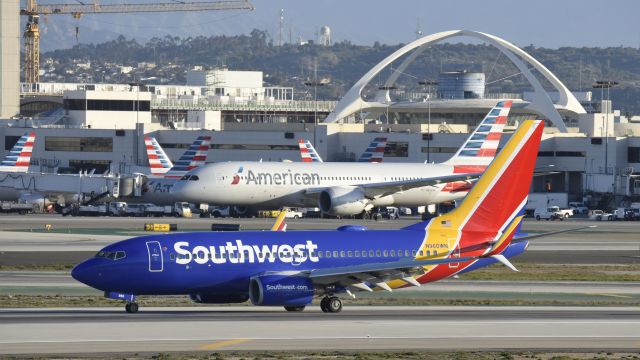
[[424, 120, 544, 256]]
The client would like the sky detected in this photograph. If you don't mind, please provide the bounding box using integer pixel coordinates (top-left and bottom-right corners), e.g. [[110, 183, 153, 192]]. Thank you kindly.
[[29, 0, 640, 51]]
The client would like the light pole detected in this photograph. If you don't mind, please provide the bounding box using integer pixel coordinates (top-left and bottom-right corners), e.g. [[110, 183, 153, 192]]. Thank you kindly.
[[129, 82, 145, 167], [304, 79, 328, 147], [419, 80, 438, 163], [592, 80, 618, 175]]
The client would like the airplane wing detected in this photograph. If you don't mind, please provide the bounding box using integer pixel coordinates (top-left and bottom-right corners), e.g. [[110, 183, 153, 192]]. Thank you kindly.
[[305, 173, 478, 199], [304, 256, 477, 291]]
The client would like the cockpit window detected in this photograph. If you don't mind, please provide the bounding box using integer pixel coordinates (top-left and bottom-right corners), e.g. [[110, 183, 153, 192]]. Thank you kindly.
[[190, 175, 199, 181], [95, 250, 126, 260], [180, 175, 191, 181]]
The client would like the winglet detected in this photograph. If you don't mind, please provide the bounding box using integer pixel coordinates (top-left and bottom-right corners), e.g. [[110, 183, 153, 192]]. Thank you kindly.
[[0, 132, 36, 173], [490, 254, 519, 272]]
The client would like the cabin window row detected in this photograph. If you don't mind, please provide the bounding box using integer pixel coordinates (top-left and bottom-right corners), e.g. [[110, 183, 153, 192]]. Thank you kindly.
[[169, 248, 437, 261]]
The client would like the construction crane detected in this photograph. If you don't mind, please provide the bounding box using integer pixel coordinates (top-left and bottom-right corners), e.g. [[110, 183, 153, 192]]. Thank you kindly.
[[20, 0, 255, 83]]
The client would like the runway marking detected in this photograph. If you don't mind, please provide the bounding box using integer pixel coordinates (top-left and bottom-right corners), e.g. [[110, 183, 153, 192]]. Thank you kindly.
[[586, 293, 633, 299], [200, 338, 250, 350]]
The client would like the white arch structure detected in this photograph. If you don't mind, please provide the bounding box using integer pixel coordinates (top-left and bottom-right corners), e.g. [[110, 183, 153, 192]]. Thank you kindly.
[[325, 30, 585, 132]]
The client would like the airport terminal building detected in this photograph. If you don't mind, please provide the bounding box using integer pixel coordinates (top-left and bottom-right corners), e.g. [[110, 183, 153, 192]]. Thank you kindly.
[[4, 31, 640, 206]]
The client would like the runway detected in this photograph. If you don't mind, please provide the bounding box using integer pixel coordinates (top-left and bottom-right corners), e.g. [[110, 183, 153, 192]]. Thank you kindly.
[[2, 271, 640, 297], [1, 306, 639, 354]]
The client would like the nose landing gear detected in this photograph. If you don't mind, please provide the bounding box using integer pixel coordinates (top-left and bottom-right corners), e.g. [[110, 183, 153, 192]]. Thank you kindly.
[[125, 302, 139, 313]]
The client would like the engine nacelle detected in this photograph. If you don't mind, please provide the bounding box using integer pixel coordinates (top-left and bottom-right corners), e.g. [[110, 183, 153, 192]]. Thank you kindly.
[[189, 293, 249, 304], [318, 186, 367, 216], [249, 274, 314, 306]]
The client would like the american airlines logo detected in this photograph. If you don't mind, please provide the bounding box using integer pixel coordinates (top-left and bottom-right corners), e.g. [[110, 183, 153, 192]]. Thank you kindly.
[[174, 240, 320, 265], [230, 167, 321, 186]]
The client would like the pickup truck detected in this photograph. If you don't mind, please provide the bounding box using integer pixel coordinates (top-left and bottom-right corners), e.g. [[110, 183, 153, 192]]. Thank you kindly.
[[284, 209, 303, 219], [534, 206, 570, 221]]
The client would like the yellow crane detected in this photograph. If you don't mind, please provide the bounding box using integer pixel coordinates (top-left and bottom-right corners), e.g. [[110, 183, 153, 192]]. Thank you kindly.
[[20, 0, 255, 83]]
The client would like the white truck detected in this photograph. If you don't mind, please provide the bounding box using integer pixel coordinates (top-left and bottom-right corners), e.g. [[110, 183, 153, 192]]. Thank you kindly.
[[284, 208, 304, 219], [0, 201, 38, 215], [173, 202, 192, 218], [107, 202, 127, 216], [534, 206, 572, 221], [589, 209, 614, 221], [568, 202, 589, 215], [526, 193, 569, 212]]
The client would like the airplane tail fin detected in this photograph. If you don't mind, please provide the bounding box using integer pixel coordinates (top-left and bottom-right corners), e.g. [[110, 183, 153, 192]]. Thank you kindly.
[[298, 139, 323, 163], [444, 100, 512, 173], [0, 132, 36, 173], [429, 119, 543, 253], [145, 137, 173, 176], [164, 135, 212, 179], [271, 208, 288, 231], [357, 137, 387, 163]]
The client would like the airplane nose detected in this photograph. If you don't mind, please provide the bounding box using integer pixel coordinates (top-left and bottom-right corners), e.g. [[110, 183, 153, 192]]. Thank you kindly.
[[71, 260, 95, 287]]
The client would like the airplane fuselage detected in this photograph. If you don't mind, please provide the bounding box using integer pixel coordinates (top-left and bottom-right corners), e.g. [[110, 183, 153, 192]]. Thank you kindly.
[[171, 161, 471, 209], [72, 225, 527, 299]]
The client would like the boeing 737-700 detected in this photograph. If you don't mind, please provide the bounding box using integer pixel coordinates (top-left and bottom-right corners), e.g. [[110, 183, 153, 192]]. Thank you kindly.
[[171, 101, 512, 217], [73, 119, 579, 314]]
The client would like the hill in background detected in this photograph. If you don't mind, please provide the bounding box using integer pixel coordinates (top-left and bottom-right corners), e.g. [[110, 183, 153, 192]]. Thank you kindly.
[[42, 30, 640, 115]]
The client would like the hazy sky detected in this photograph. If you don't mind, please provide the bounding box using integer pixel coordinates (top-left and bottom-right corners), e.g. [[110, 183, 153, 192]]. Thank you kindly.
[[33, 0, 640, 50]]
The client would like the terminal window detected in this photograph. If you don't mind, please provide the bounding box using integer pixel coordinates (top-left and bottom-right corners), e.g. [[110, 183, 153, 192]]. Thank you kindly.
[[384, 141, 409, 157], [45, 137, 113, 152], [628, 147, 640, 163]]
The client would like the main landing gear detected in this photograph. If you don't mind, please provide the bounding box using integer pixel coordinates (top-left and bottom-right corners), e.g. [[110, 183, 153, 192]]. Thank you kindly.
[[320, 296, 342, 313], [125, 302, 139, 313]]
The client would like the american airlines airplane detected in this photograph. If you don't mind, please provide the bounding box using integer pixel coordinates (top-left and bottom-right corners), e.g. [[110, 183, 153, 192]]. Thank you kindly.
[[171, 101, 512, 217], [73, 120, 589, 313]]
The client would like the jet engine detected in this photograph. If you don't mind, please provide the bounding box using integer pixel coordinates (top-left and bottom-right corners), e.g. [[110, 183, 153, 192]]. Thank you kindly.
[[249, 274, 314, 306], [318, 186, 368, 216]]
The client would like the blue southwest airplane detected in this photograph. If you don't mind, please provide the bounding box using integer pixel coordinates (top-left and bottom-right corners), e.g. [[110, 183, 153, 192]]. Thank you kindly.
[[71, 120, 583, 314]]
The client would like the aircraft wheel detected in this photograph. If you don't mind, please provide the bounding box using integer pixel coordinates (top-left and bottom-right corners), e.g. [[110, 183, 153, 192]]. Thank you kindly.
[[320, 297, 330, 313], [284, 305, 305, 312], [327, 296, 342, 313], [125, 302, 139, 313]]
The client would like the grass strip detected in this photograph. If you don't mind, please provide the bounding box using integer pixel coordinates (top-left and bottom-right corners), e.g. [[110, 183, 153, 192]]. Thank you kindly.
[[2, 350, 640, 360]]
